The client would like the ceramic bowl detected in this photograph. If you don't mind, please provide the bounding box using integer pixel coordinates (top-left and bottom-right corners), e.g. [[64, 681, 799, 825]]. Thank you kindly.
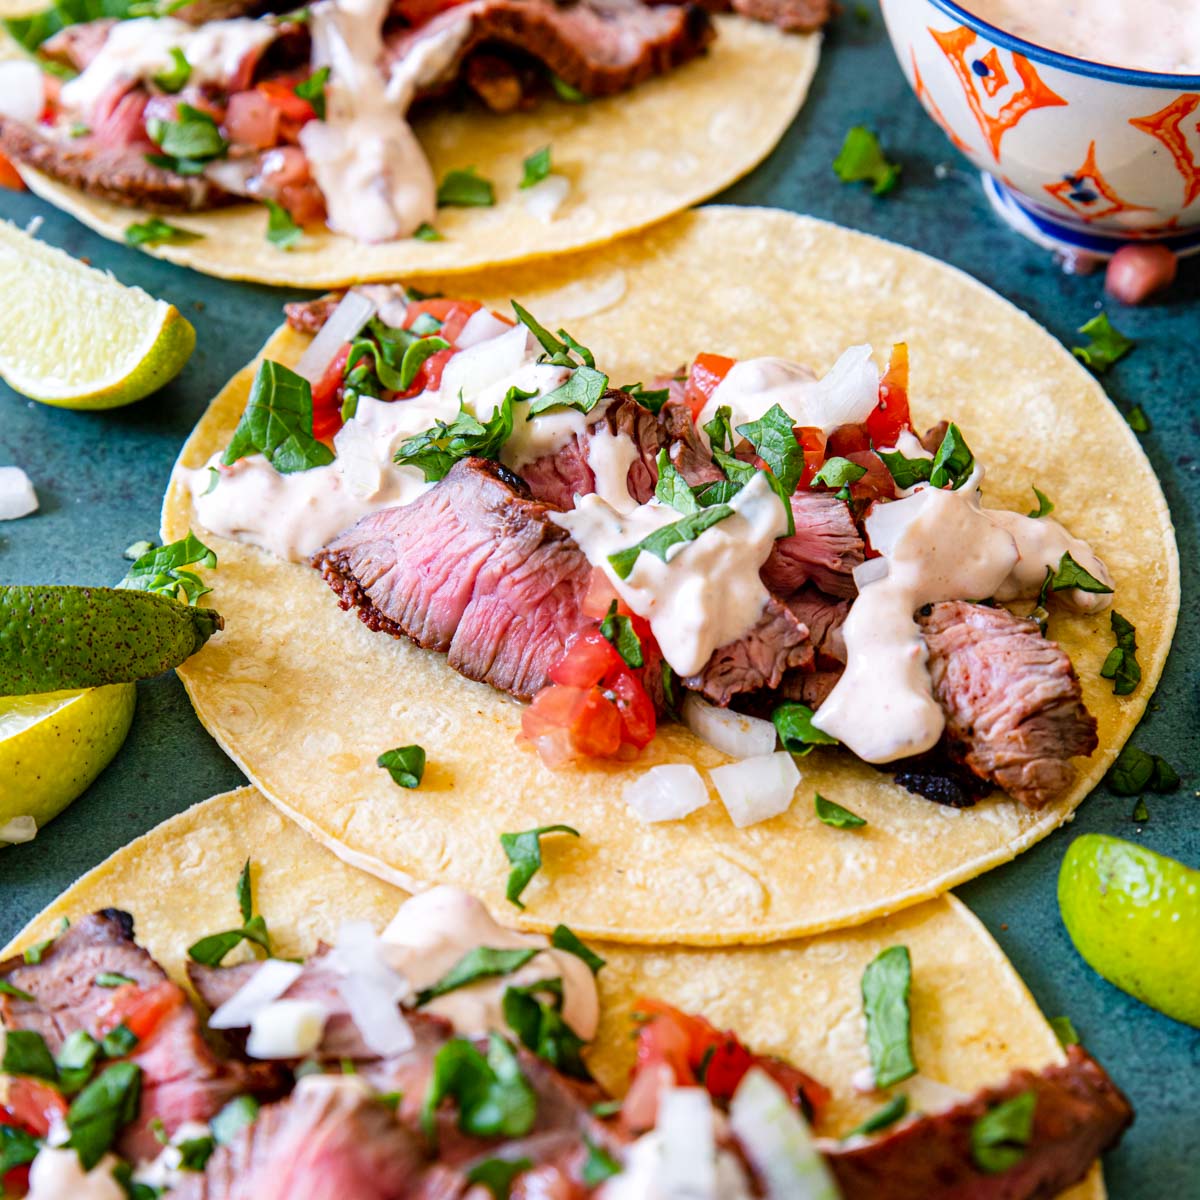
[[880, 0, 1200, 258]]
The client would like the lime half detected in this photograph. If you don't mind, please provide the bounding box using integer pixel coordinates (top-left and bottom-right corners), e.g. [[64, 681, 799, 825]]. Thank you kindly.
[[0, 684, 136, 841], [1059, 834, 1200, 1027], [0, 220, 194, 409]]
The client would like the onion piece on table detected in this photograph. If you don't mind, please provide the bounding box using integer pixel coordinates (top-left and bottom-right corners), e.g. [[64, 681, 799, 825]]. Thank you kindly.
[[709, 752, 800, 828], [623, 764, 710, 823], [683, 693, 777, 759], [0, 816, 37, 845], [0, 466, 38, 520]]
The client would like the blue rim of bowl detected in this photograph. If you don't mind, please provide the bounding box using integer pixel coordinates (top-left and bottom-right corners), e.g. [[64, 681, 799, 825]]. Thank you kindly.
[[922, 0, 1200, 88]]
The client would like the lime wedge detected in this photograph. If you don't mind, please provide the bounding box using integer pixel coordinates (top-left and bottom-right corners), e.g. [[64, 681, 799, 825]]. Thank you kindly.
[[0, 585, 222, 695], [0, 684, 136, 840], [1059, 834, 1200, 1028], [0, 220, 194, 409]]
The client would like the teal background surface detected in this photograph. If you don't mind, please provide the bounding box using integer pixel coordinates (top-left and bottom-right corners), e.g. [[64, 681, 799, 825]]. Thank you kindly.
[[1, 3, 1196, 1193]]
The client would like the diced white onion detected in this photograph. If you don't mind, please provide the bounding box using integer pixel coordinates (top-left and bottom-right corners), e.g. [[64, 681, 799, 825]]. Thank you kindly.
[[852, 557, 888, 589], [0, 467, 38, 521], [623, 764, 710, 823], [331, 405, 386, 498], [246, 998, 327, 1059], [658, 1088, 717, 1198], [729, 1069, 840, 1199], [0, 816, 37, 845], [455, 307, 515, 350], [208, 959, 304, 1030], [802, 345, 880, 432], [850, 1066, 876, 1094], [329, 919, 414, 1057], [202, 158, 257, 195], [0, 61, 44, 124], [521, 173, 570, 223], [437, 323, 530, 406], [682, 693, 777, 760], [294, 290, 377, 384], [709, 752, 799, 828]]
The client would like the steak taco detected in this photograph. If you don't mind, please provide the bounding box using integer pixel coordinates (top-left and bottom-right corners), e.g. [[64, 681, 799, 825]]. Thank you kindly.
[[0, 0, 822, 284], [0, 786, 1129, 1198], [162, 208, 1178, 944]]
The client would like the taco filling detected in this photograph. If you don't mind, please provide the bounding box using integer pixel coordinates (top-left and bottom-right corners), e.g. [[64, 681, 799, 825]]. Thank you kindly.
[[0, 0, 828, 243], [182, 285, 1119, 821], [0, 877, 1132, 1198]]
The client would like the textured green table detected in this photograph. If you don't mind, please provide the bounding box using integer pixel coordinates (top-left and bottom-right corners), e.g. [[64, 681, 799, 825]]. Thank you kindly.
[[1, 3, 1197, 1193]]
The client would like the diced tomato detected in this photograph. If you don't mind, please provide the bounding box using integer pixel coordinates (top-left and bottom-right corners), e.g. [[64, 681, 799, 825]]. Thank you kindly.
[[550, 629, 623, 688], [0, 150, 24, 191], [607, 671, 656, 749], [796, 425, 826, 488], [393, 0, 472, 27], [396, 346, 454, 398], [825, 423, 871, 459], [865, 341, 911, 448], [582, 567, 621, 620], [683, 353, 735, 422], [255, 79, 316, 125], [224, 89, 283, 150], [404, 298, 483, 347], [4, 1079, 67, 1139], [311, 343, 351, 440], [98, 980, 184, 1047]]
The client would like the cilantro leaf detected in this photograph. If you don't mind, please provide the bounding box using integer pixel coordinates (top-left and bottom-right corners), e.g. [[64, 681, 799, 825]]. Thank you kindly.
[[877, 448, 932, 490], [211, 1095, 259, 1145], [608, 505, 734, 580], [378, 744, 426, 789], [0, 1125, 39, 1175], [520, 145, 552, 189], [929, 422, 974, 489], [118, 532, 216, 604], [1049, 1016, 1079, 1047], [421, 1034, 537, 1140], [1048, 551, 1113, 595], [1099, 610, 1140, 696], [861, 945, 915, 1088], [500, 825, 580, 909], [437, 167, 495, 207], [152, 46, 190, 93], [294, 65, 329, 119], [0, 979, 34, 1002], [833, 125, 901, 195], [502, 980, 590, 1079], [414, 222, 443, 242], [96, 971, 133, 989], [815, 793, 867, 829], [1126, 405, 1151, 433], [1072, 314, 1134, 373], [263, 199, 302, 250], [417, 947, 537, 1005], [703, 405, 734, 453], [4, 0, 138, 53], [509, 303, 594, 369], [394, 386, 531, 482], [1132, 797, 1150, 823], [124, 217, 201, 247], [599, 600, 644, 668], [1106, 745, 1180, 796], [621, 382, 669, 415], [970, 1089, 1036, 1174], [526, 365, 608, 417], [146, 102, 226, 174], [465, 1157, 534, 1199], [1027, 486, 1054, 518], [811, 456, 867, 493], [222, 360, 335, 474], [187, 860, 272, 966], [549, 74, 587, 103], [845, 1094, 908, 1137], [773, 702, 838, 755], [581, 1136, 621, 1185], [1, 1029, 58, 1081], [67, 1061, 143, 1170], [654, 448, 699, 516], [550, 924, 605, 975], [736, 403, 804, 494]]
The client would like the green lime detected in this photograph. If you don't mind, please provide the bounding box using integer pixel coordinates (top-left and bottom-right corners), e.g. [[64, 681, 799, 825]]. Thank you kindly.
[[0, 684, 136, 840], [0, 586, 222, 696], [1059, 833, 1200, 1027]]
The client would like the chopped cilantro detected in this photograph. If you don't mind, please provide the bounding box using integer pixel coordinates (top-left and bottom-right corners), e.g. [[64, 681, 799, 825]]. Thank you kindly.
[[1027, 486, 1053, 519], [621, 382, 669, 414], [520, 145, 552, 189], [4, 0, 138, 52], [437, 166, 495, 207], [550, 924, 605, 975], [294, 65, 329, 119], [145, 102, 226, 174], [861, 945, 915, 1088], [265, 200, 303, 250], [222, 359, 334, 474], [152, 46, 190, 93], [1071, 314, 1134, 373], [845, 1093, 908, 1137], [500, 825, 580, 909], [100, 1023, 138, 1058], [703, 405, 734, 453], [833, 125, 901, 195], [417, 947, 537, 1006], [1049, 1016, 1079, 1047], [1, 1029, 58, 1081], [736, 403, 805, 494], [773, 702, 838, 755], [970, 1089, 1036, 1174], [1099, 611, 1141, 696], [929, 422, 974, 489], [187, 860, 273, 966], [549, 74, 587, 103], [1048, 551, 1113, 596], [877, 446, 932, 489], [1132, 797, 1150, 823], [607, 505, 734, 580], [526, 364, 608, 417], [581, 1136, 621, 1185], [395, 386, 532, 481], [0, 1125, 39, 1176], [66, 1061, 143, 1170], [1106, 745, 1180, 797], [421, 1034, 537, 1140], [118, 532, 216, 604], [465, 1156, 534, 1199], [378, 744, 426, 789], [811, 455, 867, 498], [124, 217, 201, 248], [96, 971, 134, 988], [815, 793, 867, 829], [599, 600, 644, 669], [211, 1095, 259, 1145], [654, 448, 699, 516], [502, 980, 589, 1079], [0, 979, 34, 1002], [414, 222, 444, 242], [1126, 405, 1151, 433]]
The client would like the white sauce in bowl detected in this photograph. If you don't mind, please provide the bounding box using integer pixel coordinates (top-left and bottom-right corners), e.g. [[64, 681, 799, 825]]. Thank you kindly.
[[960, 0, 1200, 75]]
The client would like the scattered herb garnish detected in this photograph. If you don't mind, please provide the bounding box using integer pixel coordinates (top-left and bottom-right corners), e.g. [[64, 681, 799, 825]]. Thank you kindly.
[[845, 1093, 908, 1137], [23, 919, 68, 965], [876, 447, 931, 490], [500, 825, 580, 908], [654, 448, 699, 516], [417, 947, 537, 1005], [187, 859, 273, 966], [413, 222, 443, 242], [1126, 405, 1151, 433], [1132, 797, 1150, 823], [1072, 314, 1134, 373], [549, 74, 587, 103], [118, 532, 216, 604], [1027, 486, 1053, 519], [395, 386, 532, 481], [265, 200, 303, 250], [176, 1132, 216, 1171], [833, 125, 901, 195], [4, 0, 138, 53], [211, 1095, 259, 1145], [621, 382, 669, 414], [125, 217, 201, 247], [152, 46, 191, 92], [1106, 745, 1180, 797], [608, 505, 734, 581], [465, 1156, 534, 1200], [66, 1061, 143, 1170], [811, 455, 867, 501], [69, 121, 90, 137], [970, 1089, 1036, 1174], [599, 600, 644, 669], [520, 146, 552, 189], [378, 744, 426, 789], [929, 422, 974, 489], [581, 1135, 621, 1185], [223, 360, 334, 474], [550, 924, 605, 975], [526, 364, 608, 417], [437, 167, 495, 207], [146, 102, 227, 174], [56, 1030, 100, 1095], [861, 945, 916, 1089], [0, 979, 34, 1001], [1, 1029, 58, 1081], [421, 1035, 537, 1140], [96, 971, 135, 988], [815, 793, 867, 829], [736, 404, 805, 495], [294, 65, 329, 119], [0, 1125, 39, 1175], [591, 1098, 622, 1117], [1047, 551, 1113, 596], [1099, 611, 1141, 696], [100, 1023, 139, 1058], [1049, 1016, 1079, 1047], [773, 702, 838, 755], [503, 980, 589, 1078]]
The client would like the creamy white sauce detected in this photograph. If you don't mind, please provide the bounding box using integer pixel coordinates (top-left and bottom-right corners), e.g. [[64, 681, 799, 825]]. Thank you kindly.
[[26, 1148, 125, 1200], [60, 17, 276, 114], [555, 472, 790, 677], [813, 464, 1112, 763], [380, 886, 599, 1040], [962, 0, 1200, 75], [585, 425, 640, 513], [301, 0, 468, 241], [599, 1118, 752, 1199]]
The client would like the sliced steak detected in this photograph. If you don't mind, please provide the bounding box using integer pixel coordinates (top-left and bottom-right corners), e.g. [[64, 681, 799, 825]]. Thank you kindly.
[[825, 1046, 1133, 1200], [918, 601, 1098, 809], [313, 458, 592, 701], [772, 667, 840, 710], [784, 587, 848, 666], [285, 292, 346, 335], [722, 0, 832, 32], [760, 491, 864, 600], [40, 19, 117, 71], [683, 596, 813, 706], [0, 912, 280, 1161]]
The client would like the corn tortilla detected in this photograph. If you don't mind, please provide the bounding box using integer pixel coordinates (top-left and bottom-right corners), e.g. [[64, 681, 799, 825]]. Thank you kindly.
[[163, 207, 1179, 946]]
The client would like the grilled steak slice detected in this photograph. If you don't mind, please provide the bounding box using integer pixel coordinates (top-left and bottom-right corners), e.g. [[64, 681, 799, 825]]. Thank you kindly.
[[172, 1078, 426, 1200], [784, 587, 848, 665], [0, 912, 280, 1161], [825, 1046, 1132, 1200], [684, 596, 813, 706], [314, 458, 592, 701], [721, 0, 832, 32], [918, 601, 1098, 808], [40, 19, 117, 71], [760, 491, 863, 600], [771, 667, 840, 710]]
